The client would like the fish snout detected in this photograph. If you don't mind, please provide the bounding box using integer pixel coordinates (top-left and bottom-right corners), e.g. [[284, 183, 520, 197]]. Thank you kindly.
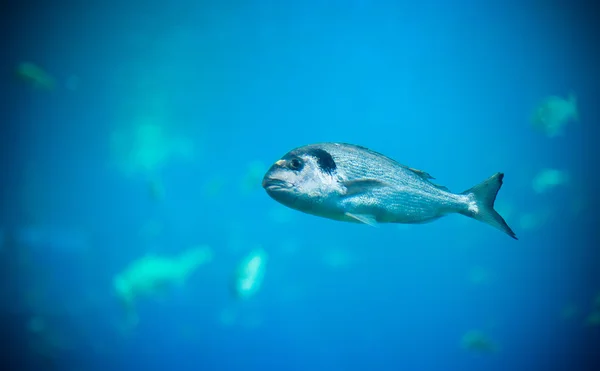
[[261, 170, 278, 189], [261, 173, 292, 191], [261, 176, 270, 189], [262, 175, 285, 190], [262, 159, 288, 189]]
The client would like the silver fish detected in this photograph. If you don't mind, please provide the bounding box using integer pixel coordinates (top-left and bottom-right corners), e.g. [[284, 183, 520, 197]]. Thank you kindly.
[[262, 143, 517, 240]]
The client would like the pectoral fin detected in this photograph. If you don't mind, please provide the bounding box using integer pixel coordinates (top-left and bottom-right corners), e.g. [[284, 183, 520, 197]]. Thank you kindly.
[[345, 212, 379, 227], [342, 179, 390, 196]]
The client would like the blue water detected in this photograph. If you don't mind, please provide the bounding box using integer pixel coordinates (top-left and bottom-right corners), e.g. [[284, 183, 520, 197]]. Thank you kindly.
[[2, 1, 599, 370]]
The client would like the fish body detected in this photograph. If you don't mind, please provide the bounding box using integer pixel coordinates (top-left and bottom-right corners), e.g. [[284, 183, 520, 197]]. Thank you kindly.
[[262, 143, 517, 239]]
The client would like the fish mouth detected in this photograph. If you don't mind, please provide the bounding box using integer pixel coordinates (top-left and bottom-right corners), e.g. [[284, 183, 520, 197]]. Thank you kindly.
[[262, 177, 292, 191]]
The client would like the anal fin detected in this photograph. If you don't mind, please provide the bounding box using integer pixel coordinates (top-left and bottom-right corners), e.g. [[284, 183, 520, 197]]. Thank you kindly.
[[345, 212, 379, 227]]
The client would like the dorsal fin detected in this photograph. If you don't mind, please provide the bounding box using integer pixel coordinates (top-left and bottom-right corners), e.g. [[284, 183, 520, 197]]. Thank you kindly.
[[431, 183, 450, 192], [406, 166, 450, 191], [407, 167, 435, 180], [336, 143, 450, 192]]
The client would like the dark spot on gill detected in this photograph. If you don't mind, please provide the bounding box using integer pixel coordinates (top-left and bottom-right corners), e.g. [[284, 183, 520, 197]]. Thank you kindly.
[[306, 148, 336, 174]]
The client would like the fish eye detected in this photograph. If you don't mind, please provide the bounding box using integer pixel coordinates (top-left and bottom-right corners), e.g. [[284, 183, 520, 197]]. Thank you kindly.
[[289, 158, 303, 171]]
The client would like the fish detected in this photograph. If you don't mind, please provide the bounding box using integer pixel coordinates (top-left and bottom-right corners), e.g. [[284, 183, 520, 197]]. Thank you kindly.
[[531, 93, 578, 137], [262, 143, 517, 239], [231, 248, 268, 299], [15, 62, 56, 90], [113, 245, 213, 326], [461, 330, 498, 353]]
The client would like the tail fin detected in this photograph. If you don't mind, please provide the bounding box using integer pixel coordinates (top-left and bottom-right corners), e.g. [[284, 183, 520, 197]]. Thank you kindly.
[[460, 173, 517, 240]]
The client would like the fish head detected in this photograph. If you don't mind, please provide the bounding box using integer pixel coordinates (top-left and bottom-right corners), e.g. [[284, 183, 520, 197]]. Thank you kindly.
[[262, 145, 341, 212]]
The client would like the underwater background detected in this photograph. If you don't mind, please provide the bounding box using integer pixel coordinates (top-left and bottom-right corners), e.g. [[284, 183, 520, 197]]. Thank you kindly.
[[1, 0, 599, 370]]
